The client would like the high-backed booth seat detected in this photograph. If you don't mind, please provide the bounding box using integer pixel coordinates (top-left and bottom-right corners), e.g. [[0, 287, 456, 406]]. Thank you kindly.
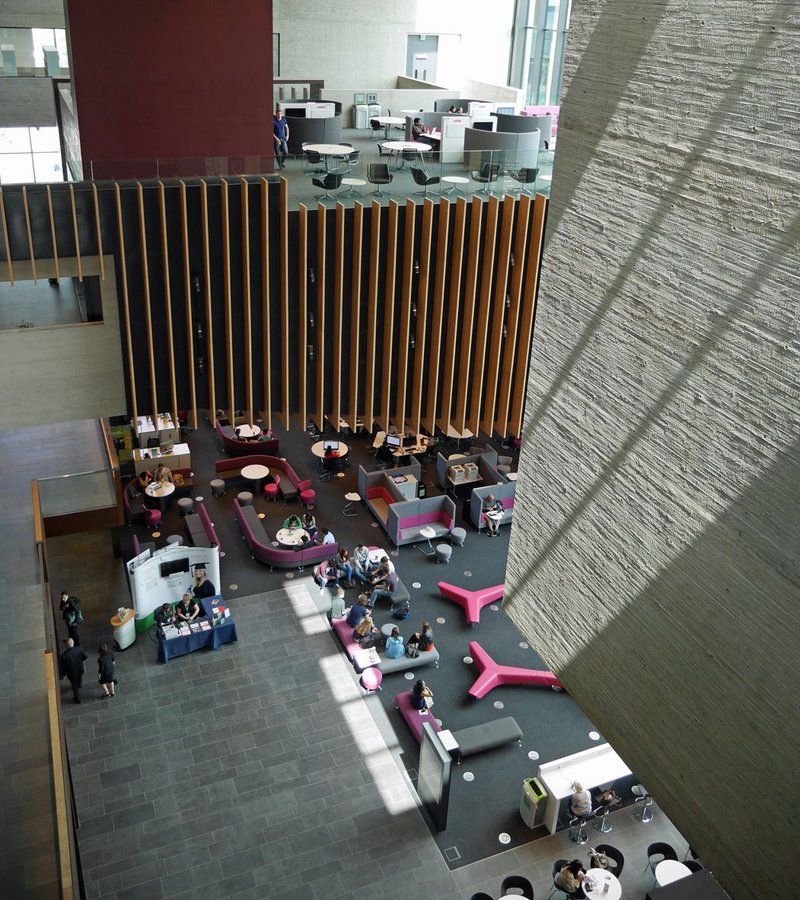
[[215, 455, 300, 502], [184, 502, 221, 549], [214, 419, 280, 458], [233, 498, 335, 569], [470, 482, 516, 531], [435, 451, 504, 493], [357, 463, 456, 546]]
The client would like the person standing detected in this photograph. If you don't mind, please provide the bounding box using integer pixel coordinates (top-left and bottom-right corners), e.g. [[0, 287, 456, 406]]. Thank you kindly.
[[98, 644, 116, 698], [273, 109, 290, 170], [59, 638, 88, 704], [191, 564, 216, 599], [59, 591, 82, 644]]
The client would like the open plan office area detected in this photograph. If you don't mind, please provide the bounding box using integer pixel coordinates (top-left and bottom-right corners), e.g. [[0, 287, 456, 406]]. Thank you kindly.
[[0, 1, 796, 899]]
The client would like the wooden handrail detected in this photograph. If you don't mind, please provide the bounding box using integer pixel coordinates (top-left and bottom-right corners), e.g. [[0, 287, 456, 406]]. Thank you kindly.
[[99, 416, 118, 472], [32, 479, 45, 545]]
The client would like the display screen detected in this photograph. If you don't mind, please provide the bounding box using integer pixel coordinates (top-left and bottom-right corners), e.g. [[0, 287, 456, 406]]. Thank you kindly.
[[323, 441, 339, 452], [418, 723, 451, 832], [386, 435, 401, 448], [159, 557, 189, 578]]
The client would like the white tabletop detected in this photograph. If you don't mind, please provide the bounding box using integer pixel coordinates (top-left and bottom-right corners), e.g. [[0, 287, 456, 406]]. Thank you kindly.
[[367, 549, 394, 570], [145, 481, 175, 498], [304, 143, 354, 155], [506, 472, 518, 481], [655, 860, 691, 887], [584, 868, 621, 900], [442, 175, 469, 183], [276, 527, 310, 547], [374, 117, 405, 125], [421, 132, 441, 141], [311, 440, 349, 458], [241, 464, 269, 480], [381, 141, 432, 152], [420, 526, 437, 539], [235, 424, 261, 438], [345, 492, 361, 501]]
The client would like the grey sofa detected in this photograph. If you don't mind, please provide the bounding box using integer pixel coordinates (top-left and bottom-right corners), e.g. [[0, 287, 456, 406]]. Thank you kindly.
[[470, 481, 516, 531]]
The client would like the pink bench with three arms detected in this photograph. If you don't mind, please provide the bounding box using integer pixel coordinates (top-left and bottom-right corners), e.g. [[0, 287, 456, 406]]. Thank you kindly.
[[467, 640, 562, 699], [437, 581, 504, 626]]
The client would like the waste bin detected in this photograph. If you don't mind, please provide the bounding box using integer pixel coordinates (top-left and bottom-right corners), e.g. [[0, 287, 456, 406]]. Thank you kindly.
[[110, 608, 136, 650], [519, 777, 547, 828], [417, 482, 428, 499]]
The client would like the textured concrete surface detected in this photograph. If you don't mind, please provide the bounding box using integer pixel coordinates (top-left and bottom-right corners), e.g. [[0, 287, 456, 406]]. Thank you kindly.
[[504, 2, 799, 898]]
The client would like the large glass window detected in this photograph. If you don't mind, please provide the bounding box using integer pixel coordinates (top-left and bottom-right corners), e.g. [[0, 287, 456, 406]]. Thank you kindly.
[[0, 127, 64, 184], [511, 0, 572, 108]]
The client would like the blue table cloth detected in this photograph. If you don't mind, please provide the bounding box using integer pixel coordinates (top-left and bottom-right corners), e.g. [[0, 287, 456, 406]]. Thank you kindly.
[[158, 614, 238, 663]]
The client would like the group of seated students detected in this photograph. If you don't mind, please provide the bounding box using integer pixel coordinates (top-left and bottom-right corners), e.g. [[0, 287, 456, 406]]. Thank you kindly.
[[314, 543, 395, 593], [233, 425, 273, 442], [281, 512, 334, 544]]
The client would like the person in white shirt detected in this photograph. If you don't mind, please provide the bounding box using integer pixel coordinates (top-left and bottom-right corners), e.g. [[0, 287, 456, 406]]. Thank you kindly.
[[570, 781, 593, 818], [320, 528, 335, 545]]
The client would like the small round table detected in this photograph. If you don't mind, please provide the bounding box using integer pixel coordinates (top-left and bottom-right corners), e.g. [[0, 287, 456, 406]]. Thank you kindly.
[[145, 481, 175, 509], [241, 463, 270, 492], [441, 175, 469, 195], [583, 869, 621, 900], [344, 491, 361, 517], [368, 548, 393, 569], [418, 525, 437, 556], [276, 527, 311, 548], [655, 860, 692, 887], [340, 177, 366, 199], [235, 424, 261, 439], [380, 622, 396, 645], [311, 440, 349, 458]]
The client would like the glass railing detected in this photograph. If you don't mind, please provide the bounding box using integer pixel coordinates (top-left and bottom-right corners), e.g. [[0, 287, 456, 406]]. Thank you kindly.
[[37, 469, 116, 517], [66, 147, 554, 205]]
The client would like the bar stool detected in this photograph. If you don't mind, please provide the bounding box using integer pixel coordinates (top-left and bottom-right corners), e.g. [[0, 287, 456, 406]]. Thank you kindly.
[[210, 478, 225, 498], [569, 814, 591, 844], [633, 784, 654, 822], [166, 534, 183, 546], [594, 805, 613, 833], [237, 491, 253, 507]]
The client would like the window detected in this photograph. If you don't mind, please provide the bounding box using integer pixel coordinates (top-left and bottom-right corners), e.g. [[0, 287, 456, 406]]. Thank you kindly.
[[0, 127, 63, 185]]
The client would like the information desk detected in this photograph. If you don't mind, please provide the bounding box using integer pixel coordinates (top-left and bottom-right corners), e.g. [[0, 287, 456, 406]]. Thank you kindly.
[[158, 612, 238, 663], [133, 442, 191, 475]]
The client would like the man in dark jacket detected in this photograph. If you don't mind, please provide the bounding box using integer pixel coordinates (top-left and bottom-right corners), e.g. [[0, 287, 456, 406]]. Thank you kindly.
[[59, 591, 81, 644], [59, 638, 88, 704]]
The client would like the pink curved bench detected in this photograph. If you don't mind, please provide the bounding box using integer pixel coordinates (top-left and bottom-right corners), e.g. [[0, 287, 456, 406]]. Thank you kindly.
[[438, 582, 504, 625], [395, 690, 441, 742], [468, 640, 562, 699]]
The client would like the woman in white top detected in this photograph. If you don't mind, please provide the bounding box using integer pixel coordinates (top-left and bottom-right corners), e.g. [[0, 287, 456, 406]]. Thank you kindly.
[[570, 781, 593, 818]]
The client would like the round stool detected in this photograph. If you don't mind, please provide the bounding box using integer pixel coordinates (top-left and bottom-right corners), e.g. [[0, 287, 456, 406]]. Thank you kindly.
[[496, 464, 511, 475], [166, 534, 183, 546], [435, 544, 452, 564], [632, 784, 654, 822], [360, 667, 383, 693], [210, 478, 226, 498], [569, 815, 590, 844], [177, 497, 194, 516], [449, 526, 466, 547], [237, 491, 253, 507]]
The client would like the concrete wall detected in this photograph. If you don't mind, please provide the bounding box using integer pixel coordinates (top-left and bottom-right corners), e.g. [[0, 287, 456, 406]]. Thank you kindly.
[[0, 0, 64, 28], [504, 1, 798, 898], [0, 77, 57, 126], [0, 257, 126, 430]]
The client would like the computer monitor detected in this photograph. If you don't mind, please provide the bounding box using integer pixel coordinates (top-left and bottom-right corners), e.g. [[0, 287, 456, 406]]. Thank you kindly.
[[472, 121, 494, 132], [323, 440, 339, 452], [386, 434, 401, 449], [402, 435, 416, 448]]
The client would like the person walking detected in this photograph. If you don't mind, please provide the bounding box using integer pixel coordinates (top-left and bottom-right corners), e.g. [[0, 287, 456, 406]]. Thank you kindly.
[[59, 591, 82, 644], [59, 638, 88, 704], [98, 643, 116, 698]]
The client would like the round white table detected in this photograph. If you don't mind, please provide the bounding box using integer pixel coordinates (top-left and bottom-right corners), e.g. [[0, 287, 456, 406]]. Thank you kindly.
[[583, 868, 621, 900], [276, 527, 311, 548], [311, 440, 349, 458], [145, 481, 175, 508], [374, 116, 405, 138], [340, 177, 366, 198], [367, 548, 394, 572], [655, 860, 692, 887], [441, 175, 469, 195], [381, 140, 432, 153], [235, 424, 261, 439], [304, 144, 355, 172], [418, 525, 437, 556], [241, 463, 269, 491]]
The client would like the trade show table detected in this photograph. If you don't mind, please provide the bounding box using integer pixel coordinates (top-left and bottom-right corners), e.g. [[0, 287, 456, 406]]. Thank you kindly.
[[158, 608, 238, 663]]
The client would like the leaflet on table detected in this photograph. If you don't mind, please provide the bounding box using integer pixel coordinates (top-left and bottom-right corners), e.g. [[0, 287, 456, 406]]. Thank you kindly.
[[161, 624, 178, 639]]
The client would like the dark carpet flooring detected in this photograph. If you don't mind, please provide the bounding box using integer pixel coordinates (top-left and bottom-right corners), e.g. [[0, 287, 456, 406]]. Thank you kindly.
[[69, 414, 618, 871]]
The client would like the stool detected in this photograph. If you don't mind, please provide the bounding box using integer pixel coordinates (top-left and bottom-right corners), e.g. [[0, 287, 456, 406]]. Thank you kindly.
[[594, 805, 613, 833], [435, 544, 452, 564], [632, 784, 654, 822], [177, 497, 194, 516], [237, 491, 253, 507], [496, 464, 511, 475], [166, 534, 183, 546], [360, 667, 383, 693], [569, 815, 590, 844], [210, 478, 225, 497], [449, 526, 466, 547]]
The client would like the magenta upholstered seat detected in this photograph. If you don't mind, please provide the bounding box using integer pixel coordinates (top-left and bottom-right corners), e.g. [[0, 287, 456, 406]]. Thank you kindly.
[[263, 473, 280, 502], [467, 640, 562, 699], [437, 582, 504, 626], [297, 478, 315, 508], [395, 690, 441, 742], [360, 667, 383, 693], [144, 508, 162, 529]]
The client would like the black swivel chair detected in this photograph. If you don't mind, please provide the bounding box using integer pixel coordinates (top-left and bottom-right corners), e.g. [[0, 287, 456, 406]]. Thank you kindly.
[[367, 163, 393, 197], [509, 166, 539, 195], [410, 166, 440, 196], [469, 894, 494, 900], [594, 844, 625, 878], [311, 172, 343, 201], [684, 860, 705, 873], [369, 118, 383, 139], [472, 161, 501, 194], [303, 148, 324, 174], [500, 874, 534, 898], [646, 842, 678, 884], [548, 859, 570, 899], [397, 147, 419, 170]]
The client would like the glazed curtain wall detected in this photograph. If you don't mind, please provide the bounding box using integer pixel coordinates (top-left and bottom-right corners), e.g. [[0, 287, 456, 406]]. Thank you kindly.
[[0, 179, 546, 436]]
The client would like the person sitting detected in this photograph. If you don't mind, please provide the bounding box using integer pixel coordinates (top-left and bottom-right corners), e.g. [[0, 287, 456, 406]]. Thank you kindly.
[[345, 594, 369, 629], [408, 622, 434, 653], [319, 527, 336, 545], [410, 679, 434, 710], [336, 547, 353, 584], [257, 428, 273, 442], [329, 587, 346, 620], [314, 558, 339, 591], [483, 493, 503, 536], [175, 592, 200, 622], [302, 512, 318, 541], [570, 781, 593, 818], [385, 627, 405, 659], [155, 602, 175, 628], [153, 462, 174, 484], [354, 613, 378, 645], [352, 544, 371, 582], [375, 441, 396, 467], [369, 562, 389, 587], [282, 514, 303, 529], [555, 860, 587, 898], [368, 570, 398, 608], [135, 470, 153, 493], [376, 554, 395, 574]]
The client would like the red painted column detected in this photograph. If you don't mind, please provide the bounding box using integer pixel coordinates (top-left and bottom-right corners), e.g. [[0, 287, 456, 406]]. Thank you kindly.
[[66, 0, 273, 177]]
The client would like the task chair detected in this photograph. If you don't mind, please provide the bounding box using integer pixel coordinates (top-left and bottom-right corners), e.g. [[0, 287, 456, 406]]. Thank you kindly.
[[548, 858, 570, 898], [311, 172, 344, 201], [509, 166, 539, 195], [369, 118, 383, 139], [472, 161, 501, 194], [646, 842, 677, 884], [397, 147, 419, 170], [367, 163, 393, 197], [303, 147, 324, 174], [410, 166, 440, 196], [594, 844, 625, 878]]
